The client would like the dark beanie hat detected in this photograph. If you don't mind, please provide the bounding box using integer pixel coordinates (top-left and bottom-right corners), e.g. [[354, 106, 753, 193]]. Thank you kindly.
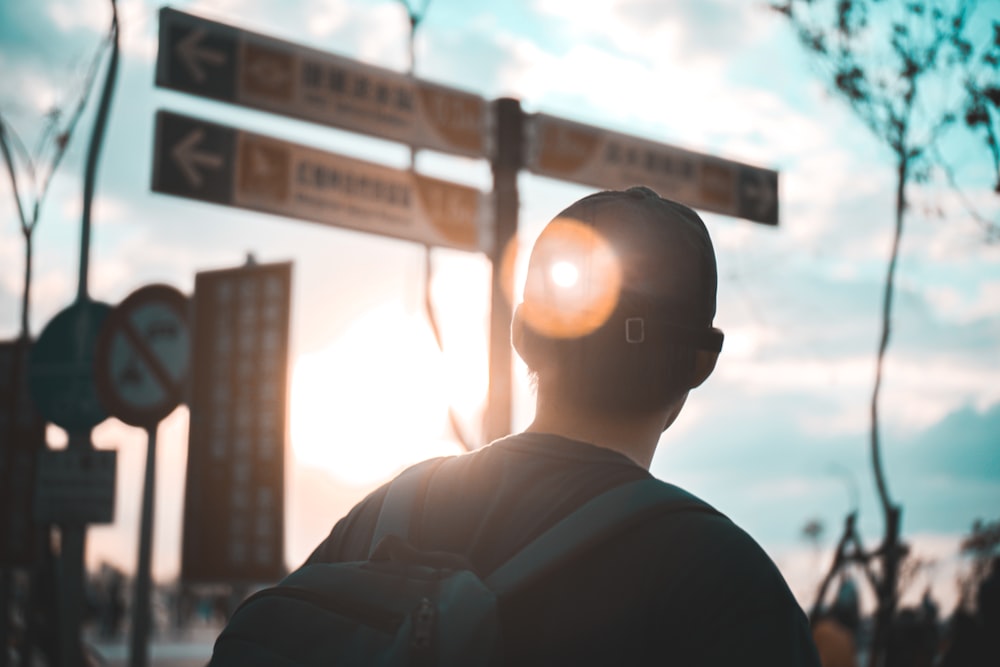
[[520, 186, 721, 349], [515, 186, 722, 412]]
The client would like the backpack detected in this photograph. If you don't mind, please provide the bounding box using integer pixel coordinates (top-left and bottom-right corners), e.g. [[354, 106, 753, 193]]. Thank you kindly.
[[208, 457, 712, 666]]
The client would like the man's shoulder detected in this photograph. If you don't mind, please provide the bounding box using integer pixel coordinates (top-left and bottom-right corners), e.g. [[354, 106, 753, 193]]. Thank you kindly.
[[631, 483, 794, 600]]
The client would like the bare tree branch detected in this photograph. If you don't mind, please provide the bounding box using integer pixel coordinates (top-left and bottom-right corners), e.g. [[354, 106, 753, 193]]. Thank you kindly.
[[771, 1, 996, 664], [0, 0, 119, 339], [0, 120, 30, 232]]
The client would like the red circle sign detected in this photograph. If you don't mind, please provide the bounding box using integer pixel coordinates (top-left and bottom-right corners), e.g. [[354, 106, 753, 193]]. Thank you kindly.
[[94, 284, 191, 428]]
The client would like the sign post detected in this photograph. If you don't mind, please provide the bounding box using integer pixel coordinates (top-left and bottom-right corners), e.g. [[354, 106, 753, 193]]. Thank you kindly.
[[93, 284, 191, 667], [27, 299, 114, 667], [485, 98, 522, 443]]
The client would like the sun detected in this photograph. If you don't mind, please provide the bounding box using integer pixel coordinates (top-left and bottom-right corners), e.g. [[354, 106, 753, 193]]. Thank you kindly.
[[289, 302, 476, 487]]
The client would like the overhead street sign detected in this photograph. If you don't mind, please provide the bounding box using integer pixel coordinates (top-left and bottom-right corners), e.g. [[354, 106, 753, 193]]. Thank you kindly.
[[156, 7, 488, 159], [94, 284, 192, 428], [525, 113, 779, 225], [152, 110, 488, 253]]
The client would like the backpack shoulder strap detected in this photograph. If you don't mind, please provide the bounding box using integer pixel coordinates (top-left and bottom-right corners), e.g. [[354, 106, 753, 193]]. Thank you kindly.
[[485, 477, 718, 596], [368, 457, 448, 558]]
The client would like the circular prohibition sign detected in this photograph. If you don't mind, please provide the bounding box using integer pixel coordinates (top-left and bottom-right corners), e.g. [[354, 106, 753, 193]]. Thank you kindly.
[[94, 284, 192, 429]]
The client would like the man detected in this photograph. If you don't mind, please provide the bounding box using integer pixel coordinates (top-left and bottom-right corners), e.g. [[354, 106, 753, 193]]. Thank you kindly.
[[307, 186, 820, 665]]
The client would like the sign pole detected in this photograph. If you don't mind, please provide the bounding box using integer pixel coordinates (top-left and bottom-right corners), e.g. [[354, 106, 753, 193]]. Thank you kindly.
[[89, 283, 191, 667], [129, 426, 157, 667], [58, 434, 90, 667], [485, 98, 522, 443], [55, 5, 119, 664], [78, 1, 119, 302], [0, 570, 9, 667]]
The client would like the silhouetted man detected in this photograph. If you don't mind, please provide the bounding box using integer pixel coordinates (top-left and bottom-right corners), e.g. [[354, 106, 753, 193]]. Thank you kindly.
[[308, 186, 820, 665]]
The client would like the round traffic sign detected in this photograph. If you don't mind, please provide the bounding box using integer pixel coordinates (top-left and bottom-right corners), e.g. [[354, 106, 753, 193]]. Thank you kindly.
[[94, 284, 191, 428], [28, 299, 112, 434]]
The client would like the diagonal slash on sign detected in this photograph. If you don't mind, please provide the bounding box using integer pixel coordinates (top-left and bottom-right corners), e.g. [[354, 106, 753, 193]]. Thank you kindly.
[[120, 314, 183, 406]]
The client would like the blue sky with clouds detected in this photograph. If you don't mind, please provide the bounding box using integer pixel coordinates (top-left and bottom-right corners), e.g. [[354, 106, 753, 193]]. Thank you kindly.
[[2, 0, 998, 612]]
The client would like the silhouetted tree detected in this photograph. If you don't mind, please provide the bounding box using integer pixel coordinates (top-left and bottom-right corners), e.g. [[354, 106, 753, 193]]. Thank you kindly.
[[770, 1, 999, 665], [957, 518, 1000, 610], [0, 20, 111, 341]]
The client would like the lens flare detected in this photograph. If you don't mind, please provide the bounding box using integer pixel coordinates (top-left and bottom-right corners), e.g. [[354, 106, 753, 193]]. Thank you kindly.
[[521, 217, 622, 339], [550, 261, 579, 288]]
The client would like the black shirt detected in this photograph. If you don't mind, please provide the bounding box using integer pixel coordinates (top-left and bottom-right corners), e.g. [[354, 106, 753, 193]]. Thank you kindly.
[[307, 433, 820, 666]]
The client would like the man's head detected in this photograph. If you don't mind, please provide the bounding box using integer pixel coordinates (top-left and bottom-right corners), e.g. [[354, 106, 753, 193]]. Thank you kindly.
[[512, 186, 723, 415]]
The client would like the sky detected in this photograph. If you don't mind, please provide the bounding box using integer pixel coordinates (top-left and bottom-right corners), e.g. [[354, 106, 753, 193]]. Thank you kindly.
[[1, 0, 998, 615]]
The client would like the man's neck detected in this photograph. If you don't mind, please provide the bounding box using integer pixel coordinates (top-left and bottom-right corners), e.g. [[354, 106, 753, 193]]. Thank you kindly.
[[525, 392, 684, 469]]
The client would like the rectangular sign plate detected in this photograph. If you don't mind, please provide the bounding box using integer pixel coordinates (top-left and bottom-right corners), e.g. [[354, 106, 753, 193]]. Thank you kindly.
[[156, 7, 489, 159], [34, 449, 116, 525], [526, 113, 779, 225], [152, 110, 488, 252]]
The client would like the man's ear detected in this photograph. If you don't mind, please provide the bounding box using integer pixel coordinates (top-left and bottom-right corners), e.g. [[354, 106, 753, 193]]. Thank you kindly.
[[511, 304, 529, 363], [689, 349, 718, 389]]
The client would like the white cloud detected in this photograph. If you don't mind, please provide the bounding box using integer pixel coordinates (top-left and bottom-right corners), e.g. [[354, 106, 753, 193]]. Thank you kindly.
[[22, 269, 75, 326], [719, 354, 873, 395], [90, 255, 135, 302], [60, 192, 130, 225], [117, 0, 160, 62], [303, 0, 353, 39], [46, 0, 110, 33], [799, 401, 873, 438], [0, 54, 61, 117], [356, 5, 411, 69], [533, 0, 769, 70], [0, 232, 24, 295], [925, 281, 1000, 325], [748, 476, 835, 501], [881, 355, 1000, 426], [715, 328, 1000, 436]]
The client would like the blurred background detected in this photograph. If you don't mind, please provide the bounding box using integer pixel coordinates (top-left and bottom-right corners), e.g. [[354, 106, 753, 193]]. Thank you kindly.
[[1, 0, 998, 665]]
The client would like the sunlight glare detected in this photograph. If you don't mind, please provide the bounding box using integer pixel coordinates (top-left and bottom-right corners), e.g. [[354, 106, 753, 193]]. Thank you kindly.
[[429, 256, 490, 418], [290, 303, 463, 486], [550, 260, 579, 288], [520, 217, 622, 339]]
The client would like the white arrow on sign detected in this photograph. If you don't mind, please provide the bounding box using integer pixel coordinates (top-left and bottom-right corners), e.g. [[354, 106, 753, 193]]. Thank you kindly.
[[171, 128, 224, 189], [175, 27, 227, 84]]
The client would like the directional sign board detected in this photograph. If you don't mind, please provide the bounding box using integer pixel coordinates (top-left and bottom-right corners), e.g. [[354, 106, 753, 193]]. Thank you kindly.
[[525, 113, 779, 225], [94, 284, 191, 428], [28, 299, 112, 434], [34, 448, 116, 525], [152, 110, 488, 253], [181, 261, 290, 583], [156, 7, 488, 159]]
